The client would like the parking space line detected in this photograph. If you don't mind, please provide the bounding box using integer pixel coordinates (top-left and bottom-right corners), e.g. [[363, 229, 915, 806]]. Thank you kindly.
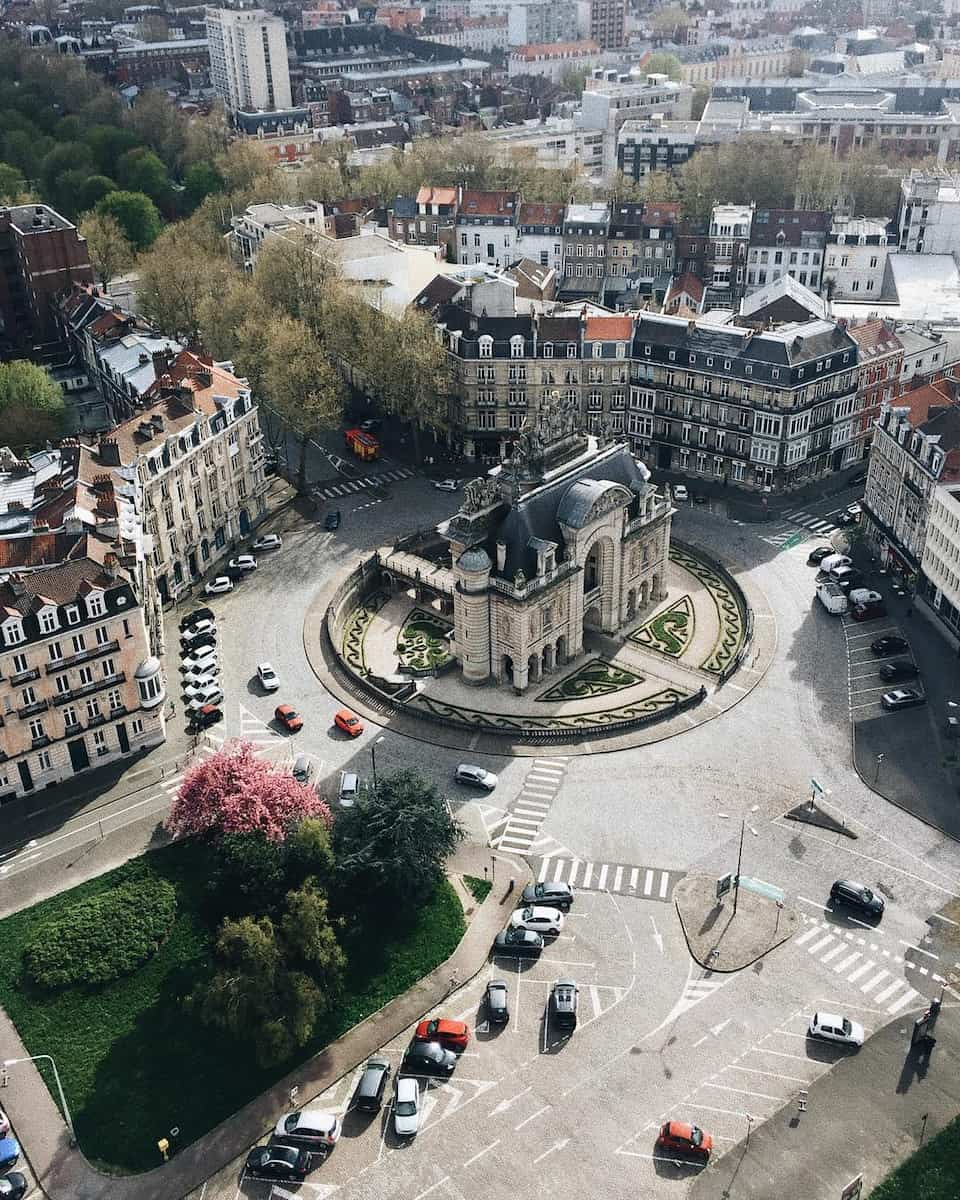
[[568, 860, 580, 885], [754, 1048, 810, 1062], [900, 941, 939, 960], [413, 1177, 450, 1200], [703, 1082, 780, 1101], [629, 867, 639, 891], [463, 1140, 500, 1169], [644, 869, 654, 895], [726, 1065, 809, 1083], [590, 985, 602, 1020], [598, 864, 609, 890], [689, 1103, 753, 1119], [515, 1105, 550, 1132], [582, 863, 593, 888], [797, 896, 830, 914]]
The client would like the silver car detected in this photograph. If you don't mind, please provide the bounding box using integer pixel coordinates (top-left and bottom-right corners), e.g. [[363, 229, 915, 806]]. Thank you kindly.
[[393, 1077, 420, 1138], [455, 763, 498, 790]]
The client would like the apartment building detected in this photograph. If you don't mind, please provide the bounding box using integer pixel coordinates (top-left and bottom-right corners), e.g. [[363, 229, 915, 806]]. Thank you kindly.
[[919, 482, 960, 641], [616, 118, 698, 182], [515, 202, 565, 274], [506, 0, 578, 47], [704, 203, 753, 310], [0, 546, 165, 804], [560, 203, 610, 300], [823, 218, 896, 301], [897, 171, 960, 254], [206, 6, 292, 113], [454, 190, 520, 268], [581, 71, 693, 175], [507, 40, 603, 82], [93, 350, 268, 604], [588, 0, 625, 50], [847, 319, 904, 460], [746, 209, 830, 296]]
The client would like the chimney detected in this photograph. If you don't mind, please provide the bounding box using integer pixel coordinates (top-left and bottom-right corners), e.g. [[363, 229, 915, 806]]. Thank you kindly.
[[151, 413, 165, 431], [97, 436, 122, 466], [103, 551, 119, 580], [496, 541, 507, 572], [8, 575, 26, 597], [152, 349, 170, 377]]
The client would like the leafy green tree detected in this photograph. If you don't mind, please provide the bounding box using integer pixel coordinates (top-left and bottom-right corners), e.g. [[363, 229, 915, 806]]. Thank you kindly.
[[84, 125, 141, 177], [116, 146, 169, 204], [79, 211, 134, 287], [333, 768, 464, 909], [3, 128, 50, 180], [126, 90, 187, 171], [370, 309, 450, 465], [75, 173, 117, 213], [691, 83, 710, 121], [0, 162, 25, 202], [96, 190, 161, 250], [0, 360, 66, 452], [644, 171, 682, 203], [40, 142, 94, 198], [644, 52, 682, 80], [184, 161, 225, 209], [135, 222, 230, 340], [206, 832, 288, 917]]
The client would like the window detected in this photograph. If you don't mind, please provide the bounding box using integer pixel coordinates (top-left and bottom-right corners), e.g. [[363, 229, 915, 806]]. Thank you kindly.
[[478, 337, 493, 358], [56, 675, 70, 696], [12, 652, 27, 674], [21, 685, 35, 706], [86, 698, 101, 721], [29, 718, 44, 742], [86, 592, 105, 618], [65, 605, 80, 625], [102, 658, 116, 678], [543, 343, 554, 358], [510, 337, 524, 359], [93, 729, 108, 756], [48, 640, 63, 661], [38, 608, 58, 634], [95, 625, 110, 646], [63, 705, 79, 730], [3, 620, 25, 646], [78, 665, 94, 686], [37, 750, 52, 772]]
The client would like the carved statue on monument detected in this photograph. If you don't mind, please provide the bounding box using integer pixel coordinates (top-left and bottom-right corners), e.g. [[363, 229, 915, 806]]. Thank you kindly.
[[462, 477, 487, 513]]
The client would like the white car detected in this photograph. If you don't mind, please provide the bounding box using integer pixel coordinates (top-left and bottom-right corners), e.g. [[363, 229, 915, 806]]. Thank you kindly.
[[673, 485, 689, 502], [204, 576, 233, 596], [848, 588, 882, 607], [228, 554, 257, 572], [433, 479, 459, 492], [0, 1105, 8, 1136], [186, 685, 224, 711], [808, 1011, 864, 1047], [455, 763, 498, 790], [180, 650, 218, 673], [393, 1076, 420, 1138], [509, 905, 565, 936], [257, 662, 280, 691], [181, 667, 219, 687], [274, 1108, 341, 1147], [180, 619, 215, 640], [252, 534, 282, 551]]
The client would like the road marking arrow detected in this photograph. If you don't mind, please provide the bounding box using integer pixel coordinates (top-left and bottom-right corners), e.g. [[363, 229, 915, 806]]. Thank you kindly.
[[650, 915, 663, 954], [532, 1138, 569, 1165], [489, 1086, 532, 1118], [711, 1018, 732, 1037]]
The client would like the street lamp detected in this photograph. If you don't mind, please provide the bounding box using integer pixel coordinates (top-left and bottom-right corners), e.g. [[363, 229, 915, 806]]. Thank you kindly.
[[370, 735, 385, 787], [4, 1055, 75, 1146]]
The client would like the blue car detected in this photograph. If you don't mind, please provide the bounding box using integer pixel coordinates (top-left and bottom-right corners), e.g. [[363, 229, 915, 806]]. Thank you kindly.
[[0, 1136, 20, 1172]]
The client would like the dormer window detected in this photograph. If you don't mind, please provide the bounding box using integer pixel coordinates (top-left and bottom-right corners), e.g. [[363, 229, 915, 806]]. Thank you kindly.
[[567, 344, 577, 358], [86, 592, 106, 619], [3, 618, 25, 646], [65, 605, 81, 625], [510, 336, 524, 359], [543, 343, 554, 358], [478, 336, 493, 359], [37, 606, 59, 634], [593, 343, 603, 358]]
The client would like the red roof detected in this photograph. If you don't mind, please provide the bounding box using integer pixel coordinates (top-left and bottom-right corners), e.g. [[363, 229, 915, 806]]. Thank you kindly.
[[459, 189, 518, 217], [899, 380, 952, 425], [513, 40, 600, 59], [585, 316, 633, 341], [644, 203, 681, 228], [417, 185, 457, 206], [667, 272, 705, 303], [848, 319, 903, 359], [518, 201, 565, 226]]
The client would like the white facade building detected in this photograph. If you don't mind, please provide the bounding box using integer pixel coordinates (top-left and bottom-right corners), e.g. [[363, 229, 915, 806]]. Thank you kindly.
[[897, 171, 960, 255], [205, 6, 292, 113], [823, 217, 895, 302], [506, 0, 578, 46]]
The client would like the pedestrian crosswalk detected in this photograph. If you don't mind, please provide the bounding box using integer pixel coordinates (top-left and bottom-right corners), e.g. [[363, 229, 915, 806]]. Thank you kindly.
[[781, 507, 840, 536], [493, 759, 567, 853], [759, 507, 840, 549], [796, 919, 923, 1016], [311, 467, 414, 501], [530, 855, 683, 904]]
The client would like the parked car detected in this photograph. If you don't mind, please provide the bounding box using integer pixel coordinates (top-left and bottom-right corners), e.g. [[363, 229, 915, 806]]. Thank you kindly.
[[484, 979, 509, 1024], [185, 684, 224, 709], [871, 635, 909, 656], [830, 879, 885, 918], [817, 582, 848, 616], [275, 704, 303, 732], [228, 554, 257, 573], [180, 650, 218, 673], [0, 1174, 27, 1200], [293, 754, 311, 783], [549, 978, 579, 1031], [851, 601, 886, 622], [204, 576, 233, 596], [274, 1109, 341, 1148], [244, 1144, 314, 1182], [188, 704, 223, 732], [849, 588, 882, 607], [509, 905, 564, 936], [252, 534, 282, 551], [338, 770, 358, 806], [878, 660, 919, 683], [180, 618, 214, 640], [403, 1040, 456, 1075], [433, 479, 458, 492], [807, 546, 835, 566], [0, 1109, 8, 1137], [673, 484, 689, 502], [521, 881, 574, 911], [334, 708, 364, 737], [393, 1077, 420, 1138], [0, 1138, 19, 1173], [181, 631, 217, 654], [353, 1058, 391, 1112], [324, 510, 341, 531], [181, 666, 219, 687], [180, 607, 214, 630], [414, 1018, 470, 1052], [829, 565, 864, 593], [493, 928, 544, 957], [808, 1011, 864, 1047], [455, 763, 498, 790], [819, 553, 851, 575], [656, 1121, 713, 1161], [881, 688, 926, 711], [257, 662, 280, 691], [691, 491, 709, 505]]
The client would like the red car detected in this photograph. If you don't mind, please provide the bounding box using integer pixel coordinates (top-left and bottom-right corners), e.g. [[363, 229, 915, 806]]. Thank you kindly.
[[334, 708, 364, 738], [656, 1121, 713, 1161], [413, 1018, 470, 1053], [275, 704, 303, 732]]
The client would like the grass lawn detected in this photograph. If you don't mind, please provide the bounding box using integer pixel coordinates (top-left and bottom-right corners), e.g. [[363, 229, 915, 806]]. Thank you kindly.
[[0, 841, 465, 1174], [869, 1114, 960, 1200], [463, 875, 492, 904]]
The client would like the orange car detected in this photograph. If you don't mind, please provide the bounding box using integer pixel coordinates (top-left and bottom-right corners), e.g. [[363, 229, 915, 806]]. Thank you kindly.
[[275, 704, 303, 733], [334, 708, 364, 738], [413, 1018, 470, 1053], [656, 1121, 713, 1161]]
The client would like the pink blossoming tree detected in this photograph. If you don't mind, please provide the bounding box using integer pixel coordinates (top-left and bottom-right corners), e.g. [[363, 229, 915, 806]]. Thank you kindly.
[[166, 740, 330, 842]]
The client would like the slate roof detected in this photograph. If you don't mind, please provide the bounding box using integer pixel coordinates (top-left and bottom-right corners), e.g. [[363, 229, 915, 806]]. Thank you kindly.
[[518, 201, 565, 229], [751, 208, 831, 245]]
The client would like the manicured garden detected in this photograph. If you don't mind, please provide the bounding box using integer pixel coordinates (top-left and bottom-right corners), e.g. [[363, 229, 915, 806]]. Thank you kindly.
[[397, 607, 452, 670], [869, 1115, 960, 1199], [538, 657, 644, 701]]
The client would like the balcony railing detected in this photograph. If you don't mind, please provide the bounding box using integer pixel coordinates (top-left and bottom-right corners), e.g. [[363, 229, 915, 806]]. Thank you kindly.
[[52, 671, 126, 705], [17, 698, 49, 719], [10, 667, 40, 685], [46, 640, 119, 674]]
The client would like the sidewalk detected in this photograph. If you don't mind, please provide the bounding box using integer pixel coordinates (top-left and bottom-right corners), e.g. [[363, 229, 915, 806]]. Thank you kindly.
[[690, 1002, 960, 1200], [0, 843, 528, 1200], [657, 466, 865, 524]]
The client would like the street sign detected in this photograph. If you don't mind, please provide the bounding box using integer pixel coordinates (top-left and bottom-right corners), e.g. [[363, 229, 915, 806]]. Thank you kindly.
[[716, 872, 734, 900], [810, 778, 824, 795], [840, 1174, 863, 1200], [737, 876, 786, 903]]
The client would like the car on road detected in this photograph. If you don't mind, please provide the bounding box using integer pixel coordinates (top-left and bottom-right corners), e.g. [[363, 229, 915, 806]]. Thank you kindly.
[[180, 649, 218, 673], [881, 687, 926, 711], [0, 1137, 19, 1172], [324, 510, 341, 531], [275, 704, 303, 733], [228, 554, 257, 573], [549, 978, 579, 1031], [871, 635, 909, 656], [433, 479, 459, 492], [484, 979, 509, 1024], [656, 1121, 712, 1161], [360, 418, 382, 432], [808, 1011, 864, 1047], [185, 683, 224, 708], [244, 1144, 314, 1182], [510, 905, 564, 936], [180, 618, 214, 640], [403, 1040, 457, 1075], [879, 660, 919, 683], [691, 491, 709, 504], [180, 607, 214, 630], [848, 469, 867, 487], [493, 927, 544, 957], [673, 484, 689, 502], [204, 576, 233, 596], [274, 1109, 341, 1148], [807, 546, 835, 566], [257, 662, 280, 691], [0, 1173, 27, 1200], [354, 1058, 391, 1112], [454, 763, 498, 790], [851, 600, 886, 622], [187, 704, 223, 732], [253, 534, 282, 551], [521, 881, 574, 910], [334, 708, 364, 737], [393, 1077, 420, 1138], [414, 1018, 470, 1052], [849, 588, 882, 607], [830, 879, 885, 918]]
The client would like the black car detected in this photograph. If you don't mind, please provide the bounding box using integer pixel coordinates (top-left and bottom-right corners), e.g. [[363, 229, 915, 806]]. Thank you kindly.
[[353, 1057, 391, 1112], [188, 704, 223, 732], [181, 631, 217, 654], [179, 607, 214, 631], [484, 978, 509, 1024], [807, 546, 834, 566], [830, 879, 884, 918], [324, 509, 341, 531], [878, 660, 919, 683], [0, 1173, 27, 1200], [549, 978, 579, 1031], [848, 469, 867, 487], [871, 635, 909, 656], [244, 1144, 314, 1182], [403, 1040, 456, 1075], [493, 928, 544, 957], [521, 881, 574, 911]]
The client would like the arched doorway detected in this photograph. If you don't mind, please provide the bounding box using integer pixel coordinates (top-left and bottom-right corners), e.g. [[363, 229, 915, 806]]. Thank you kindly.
[[556, 634, 567, 665], [639, 580, 648, 608], [651, 573, 661, 602], [528, 652, 541, 683], [584, 543, 603, 593], [501, 654, 514, 684], [626, 588, 636, 620], [543, 643, 555, 673], [584, 603, 601, 630]]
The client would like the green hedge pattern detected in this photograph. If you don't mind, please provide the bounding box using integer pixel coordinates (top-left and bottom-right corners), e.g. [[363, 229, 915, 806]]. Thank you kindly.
[[669, 545, 745, 674], [397, 608, 452, 670], [630, 594, 695, 657], [537, 657, 643, 702]]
